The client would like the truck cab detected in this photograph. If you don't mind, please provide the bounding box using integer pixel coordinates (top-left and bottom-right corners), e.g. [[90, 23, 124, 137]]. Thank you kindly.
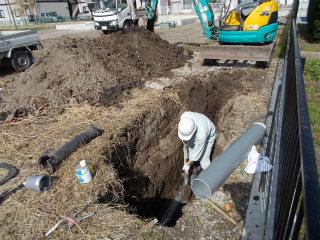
[[93, 0, 136, 33]]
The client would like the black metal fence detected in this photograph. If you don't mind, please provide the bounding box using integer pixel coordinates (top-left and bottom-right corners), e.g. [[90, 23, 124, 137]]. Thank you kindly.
[[240, 1, 320, 239], [272, 3, 320, 239]]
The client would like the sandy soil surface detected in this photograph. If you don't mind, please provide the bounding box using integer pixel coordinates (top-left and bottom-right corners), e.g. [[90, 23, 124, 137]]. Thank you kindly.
[[0, 23, 278, 239]]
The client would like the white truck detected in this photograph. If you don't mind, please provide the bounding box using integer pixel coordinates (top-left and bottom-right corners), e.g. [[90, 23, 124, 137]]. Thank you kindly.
[[0, 30, 41, 71], [93, 0, 158, 34]]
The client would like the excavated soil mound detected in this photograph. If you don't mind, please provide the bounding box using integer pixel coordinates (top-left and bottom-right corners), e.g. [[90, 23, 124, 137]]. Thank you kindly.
[[0, 27, 190, 119]]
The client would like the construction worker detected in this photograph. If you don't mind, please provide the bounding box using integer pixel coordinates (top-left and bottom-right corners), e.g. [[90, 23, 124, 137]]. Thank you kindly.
[[178, 111, 216, 174]]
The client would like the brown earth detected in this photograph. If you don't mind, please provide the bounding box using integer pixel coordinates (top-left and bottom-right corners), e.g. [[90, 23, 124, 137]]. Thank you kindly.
[[0, 22, 278, 239], [0, 27, 190, 117]]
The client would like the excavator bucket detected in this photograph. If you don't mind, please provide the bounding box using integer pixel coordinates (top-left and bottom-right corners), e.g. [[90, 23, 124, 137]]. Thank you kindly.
[[134, 8, 147, 18], [135, 7, 157, 32], [200, 41, 276, 66]]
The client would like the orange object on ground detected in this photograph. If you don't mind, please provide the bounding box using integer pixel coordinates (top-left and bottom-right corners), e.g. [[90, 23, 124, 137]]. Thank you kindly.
[[224, 203, 233, 218], [4, 109, 17, 124]]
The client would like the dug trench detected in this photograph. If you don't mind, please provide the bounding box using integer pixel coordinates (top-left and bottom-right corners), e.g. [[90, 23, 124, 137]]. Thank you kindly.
[[99, 73, 246, 227]]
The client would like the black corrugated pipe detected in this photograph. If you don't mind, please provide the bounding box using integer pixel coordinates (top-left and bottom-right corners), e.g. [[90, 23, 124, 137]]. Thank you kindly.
[[37, 125, 104, 173]]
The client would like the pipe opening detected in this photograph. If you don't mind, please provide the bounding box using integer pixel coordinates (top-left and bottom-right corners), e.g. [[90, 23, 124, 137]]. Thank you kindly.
[[190, 179, 211, 200]]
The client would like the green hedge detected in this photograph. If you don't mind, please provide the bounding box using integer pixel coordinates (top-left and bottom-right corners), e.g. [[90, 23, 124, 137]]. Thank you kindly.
[[307, 0, 320, 42]]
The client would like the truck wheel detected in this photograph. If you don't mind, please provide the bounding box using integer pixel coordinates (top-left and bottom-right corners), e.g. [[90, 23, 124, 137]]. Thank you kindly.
[[123, 21, 130, 33], [10, 51, 32, 71]]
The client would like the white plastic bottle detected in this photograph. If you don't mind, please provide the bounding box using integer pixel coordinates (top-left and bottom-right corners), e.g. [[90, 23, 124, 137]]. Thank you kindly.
[[75, 160, 92, 184]]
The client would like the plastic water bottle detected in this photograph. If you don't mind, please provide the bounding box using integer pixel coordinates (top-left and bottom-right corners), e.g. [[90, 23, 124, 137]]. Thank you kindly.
[[75, 160, 92, 184]]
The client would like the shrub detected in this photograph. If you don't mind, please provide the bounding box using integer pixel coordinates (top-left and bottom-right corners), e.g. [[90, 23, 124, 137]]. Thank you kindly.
[[274, 23, 289, 58], [304, 59, 320, 82], [307, 0, 320, 42], [314, 20, 320, 43]]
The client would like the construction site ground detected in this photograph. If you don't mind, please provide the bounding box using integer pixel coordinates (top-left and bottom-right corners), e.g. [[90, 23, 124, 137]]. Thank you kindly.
[[0, 22, 279, 239]]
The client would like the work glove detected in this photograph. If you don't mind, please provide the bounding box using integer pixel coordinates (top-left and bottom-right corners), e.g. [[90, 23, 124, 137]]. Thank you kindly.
[[182, 164, 190, 174]]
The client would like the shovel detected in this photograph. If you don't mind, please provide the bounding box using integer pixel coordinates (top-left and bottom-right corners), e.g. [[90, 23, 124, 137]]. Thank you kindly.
[[183, 141, 188, 185], [180, 141, 192, 203], [159, 143, 192, 226]]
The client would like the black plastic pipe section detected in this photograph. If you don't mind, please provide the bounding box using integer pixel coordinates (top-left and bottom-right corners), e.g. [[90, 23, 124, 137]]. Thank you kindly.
[[37, 125, 104, 173], [0, 183, 24, 204], [0, 163, 17, 185]]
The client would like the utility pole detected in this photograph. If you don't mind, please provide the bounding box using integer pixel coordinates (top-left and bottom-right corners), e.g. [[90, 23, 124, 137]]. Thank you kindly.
[[4, 0, 13, 24], [5, 0, 18, 29], [34, 0, 40, 23]]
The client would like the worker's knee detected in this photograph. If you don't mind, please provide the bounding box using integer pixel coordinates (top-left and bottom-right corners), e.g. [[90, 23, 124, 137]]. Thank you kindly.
[[212, 132, 218, 143], [200, 159, 210, 169]]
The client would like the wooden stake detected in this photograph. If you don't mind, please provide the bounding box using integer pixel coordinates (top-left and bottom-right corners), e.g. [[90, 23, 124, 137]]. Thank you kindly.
[[206, 199, 243, 230], [125, 218, 158, 240]]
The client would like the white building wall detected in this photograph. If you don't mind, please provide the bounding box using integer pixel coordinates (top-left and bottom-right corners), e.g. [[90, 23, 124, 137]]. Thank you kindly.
[[0, 0, 36, 25], [278, 0, 294, 5], [37, 2, 69, 17], [298, 0, 309, 9], [275, 0, 308, 9], [223, 0, 240, 11]]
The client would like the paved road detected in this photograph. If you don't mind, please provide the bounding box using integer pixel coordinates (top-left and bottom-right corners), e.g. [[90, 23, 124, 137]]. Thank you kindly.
[[300, 51, 320, 60], [37, 21, 210, 45], [37, 28, 101, 41]]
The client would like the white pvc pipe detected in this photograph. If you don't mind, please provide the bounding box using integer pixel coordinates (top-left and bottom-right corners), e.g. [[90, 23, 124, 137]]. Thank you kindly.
[[191, 122, 266, 200]]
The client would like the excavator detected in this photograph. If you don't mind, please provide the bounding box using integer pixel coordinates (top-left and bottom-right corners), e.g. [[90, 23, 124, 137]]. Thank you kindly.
[[93, 0, 277, 66], [193, 0, 279, 67]]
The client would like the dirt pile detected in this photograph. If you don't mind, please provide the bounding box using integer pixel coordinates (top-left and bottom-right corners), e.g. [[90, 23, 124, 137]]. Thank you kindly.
[[0, 27, 190, 119]]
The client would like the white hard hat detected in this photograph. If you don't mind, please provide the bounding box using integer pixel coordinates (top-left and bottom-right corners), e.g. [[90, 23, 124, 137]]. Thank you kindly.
[[178, 117, 196, 141]]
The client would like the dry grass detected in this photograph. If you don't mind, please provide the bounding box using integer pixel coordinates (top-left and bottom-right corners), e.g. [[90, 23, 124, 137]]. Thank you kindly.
[[0, 87, 179, 239]]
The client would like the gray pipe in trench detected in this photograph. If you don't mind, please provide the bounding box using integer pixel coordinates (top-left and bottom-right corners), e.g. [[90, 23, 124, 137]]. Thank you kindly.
[[191, 122, 266, 200]]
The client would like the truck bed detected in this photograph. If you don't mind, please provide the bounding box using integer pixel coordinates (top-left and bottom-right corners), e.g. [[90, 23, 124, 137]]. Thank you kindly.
[[0, 30, 41, 53]]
